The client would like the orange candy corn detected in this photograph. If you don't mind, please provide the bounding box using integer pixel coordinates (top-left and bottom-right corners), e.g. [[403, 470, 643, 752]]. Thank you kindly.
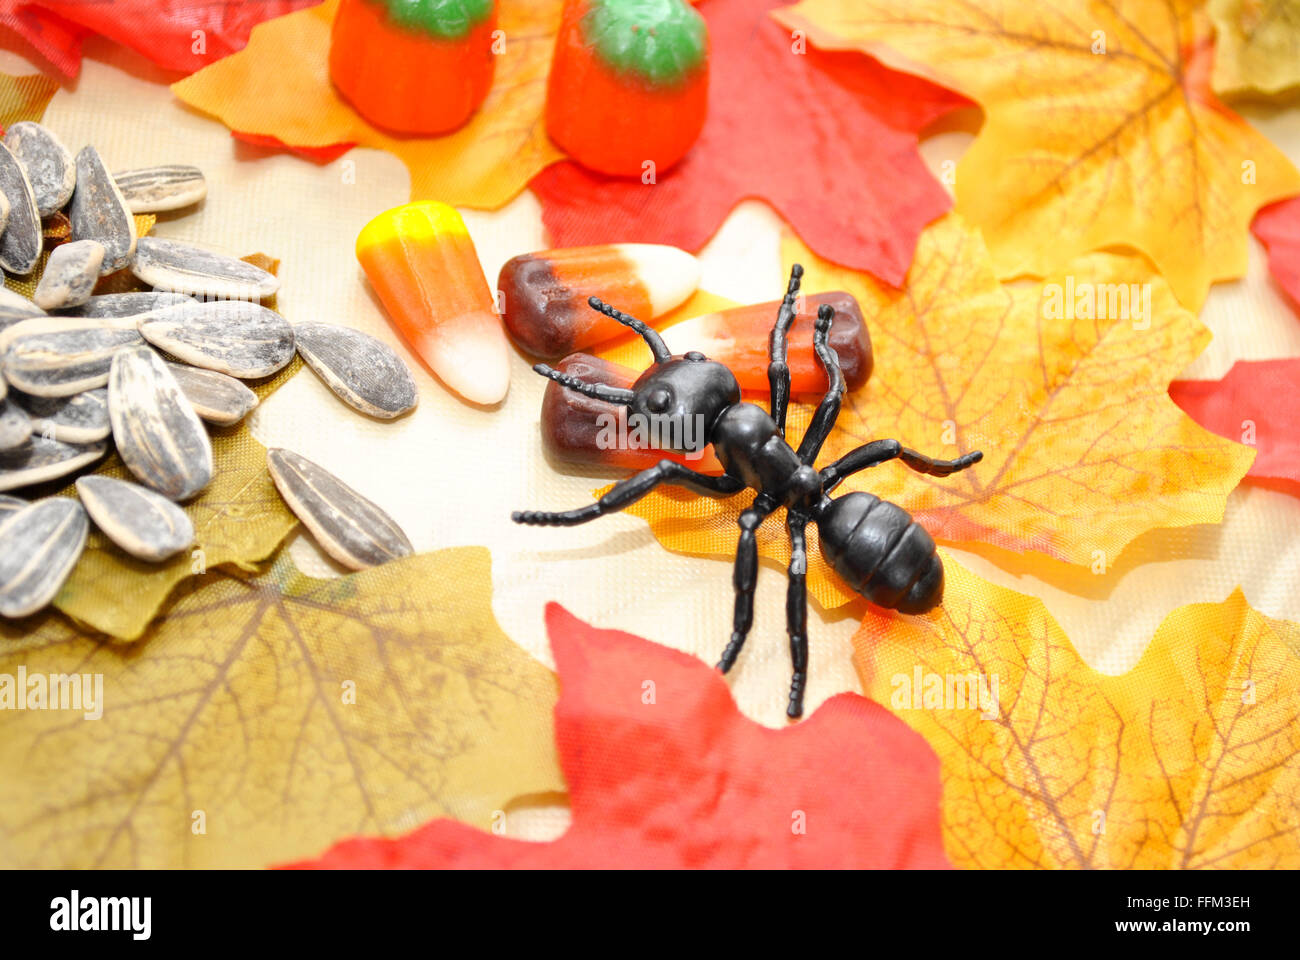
[[330, 0, 497, 135], [661, 292, 873, 394], [546, 0, 709, 176], [356, 201, 510, 405], [499, 244, 700, 357], [541, 353, 723, 473]]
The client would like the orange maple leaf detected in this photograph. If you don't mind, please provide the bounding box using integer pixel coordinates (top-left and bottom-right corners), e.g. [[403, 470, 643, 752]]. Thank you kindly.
[[857, 557, 1300, 868], [607, 215, 1253, 609], [775, 0, 1300, 308], [171, 0, 563, 209]]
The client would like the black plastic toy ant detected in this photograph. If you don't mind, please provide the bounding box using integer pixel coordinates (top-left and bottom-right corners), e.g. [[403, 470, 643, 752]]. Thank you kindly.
[[513, 265, 983, 719]]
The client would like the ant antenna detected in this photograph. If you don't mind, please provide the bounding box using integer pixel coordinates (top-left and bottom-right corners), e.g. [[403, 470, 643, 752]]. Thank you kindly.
[[587, 297, 672, 364], [532, 363, 635, 406]]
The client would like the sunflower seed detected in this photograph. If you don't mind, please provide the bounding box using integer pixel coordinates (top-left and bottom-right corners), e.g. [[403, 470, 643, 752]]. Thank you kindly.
[[16, 387, 110, 443], [165, 362, 258, 426], [113, 164, 206, 213], [0, 493, 25, 518], [59, 291, 195, 319], [0, 142, 42, 275], [68, 145, 137, 274], [0, 497, 88, 617], [0, 399, 32, 450], [131, 237, 280, 300], [3, 121, 76, 216], [0, 314, 138, 353], [139, 300, 294, 378], [3, 320, 144, 397], [293, 322, 417, 420], [266, 448, 413, 571], [0, 435, 107, 492], [76, 474, 195, 562], [109, 346, 213, 500], [33, 239, 106, 310], [0, 285, 44, 317]]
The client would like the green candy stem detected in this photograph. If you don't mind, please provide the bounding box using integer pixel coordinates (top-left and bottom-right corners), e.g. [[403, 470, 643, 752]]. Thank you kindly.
[[582, 0, 708, 87], [373, 0, 495, 40]]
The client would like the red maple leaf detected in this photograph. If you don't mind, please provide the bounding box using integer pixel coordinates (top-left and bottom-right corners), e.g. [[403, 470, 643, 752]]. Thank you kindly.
[[286, 604, 950, 869], [1253, 196, 1300, 315], [0, 0, 319, 78], [530, 0, 968, 287], [1170, 359, 1296, 498]]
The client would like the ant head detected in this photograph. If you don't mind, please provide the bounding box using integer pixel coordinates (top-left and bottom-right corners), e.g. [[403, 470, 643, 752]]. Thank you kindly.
[[629, 352, 739, 452], [530, 298, 739, 453]]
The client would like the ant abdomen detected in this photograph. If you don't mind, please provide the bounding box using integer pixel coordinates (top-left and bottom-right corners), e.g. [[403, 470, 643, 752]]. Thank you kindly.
[[816, 492, 944, 615]]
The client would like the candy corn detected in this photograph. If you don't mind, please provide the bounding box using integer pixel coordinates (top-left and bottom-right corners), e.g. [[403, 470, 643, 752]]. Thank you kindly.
[[330, 0, 498, 135], [356, 201, 510, 405], [541, 353, 723, 473], [547, 0, 709, 176], [499, 244, 700, 357], [661, 292, 872, 393]]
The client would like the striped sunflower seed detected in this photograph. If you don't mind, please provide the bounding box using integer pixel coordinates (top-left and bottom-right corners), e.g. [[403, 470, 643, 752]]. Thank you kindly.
[[33, 239, 106, 310], [131, 237, 280, 300], [0, 399, 32, 451], [0, 435, 108, 493], [0, 497, 88, 617], [76, 475, 195, 562], [0, 493, 25, 518], [68, 145, 137, 274], [17, 387, 110, 443], [294, 322, 417, 420], [59, 291, 194, 319], [266, 448, 413, 570], [108, 346, 213, 501], [139, 300, 295, 378], [3, 319, 144, 397], [0, 142, 42, 275], [165, 362, 259, 426], [113, 165, 206, 213], [3, 121, 76, 217]]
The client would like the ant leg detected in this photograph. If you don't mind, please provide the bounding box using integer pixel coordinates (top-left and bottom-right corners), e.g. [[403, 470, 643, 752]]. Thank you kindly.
[[819, 440, 983, 494], [784, 511, 811, 719], [795, 303, 846, 465], [717, 493, 778, 673], [767, 264, 804, 436], [513, 460, 743, 526]]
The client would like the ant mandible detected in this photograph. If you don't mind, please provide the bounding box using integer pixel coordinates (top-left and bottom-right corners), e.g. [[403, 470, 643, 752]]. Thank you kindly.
[[513, 265, 983, 719]]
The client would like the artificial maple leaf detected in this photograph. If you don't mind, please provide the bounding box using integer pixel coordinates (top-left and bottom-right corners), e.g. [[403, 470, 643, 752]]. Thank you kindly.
[[1171, 358, 1300, 498], [0, 0, 317, 78], [1209, 0, 1300, 96], [614, 215, 1254, 609], [288, 604, 949, 869], [530, 0, 967, 288], [777, 0, 1300, 309], [0, 548, 562, 868], [1252, 195, 1300, 312], [172, 0, 564, 210], [855, 557, 1300, 868], [0, 69, 56, 132]]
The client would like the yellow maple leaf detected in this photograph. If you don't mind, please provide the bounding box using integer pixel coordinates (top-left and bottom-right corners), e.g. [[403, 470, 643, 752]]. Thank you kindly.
[[776, 0, 1300, 309], [0, 548, 562, 868], [615, 215, 1253, 609], [0, 71, 57, 129], [856, 556, 1300, 868], [1209, 0, 1300, 96], [171, 0, 564, 209]]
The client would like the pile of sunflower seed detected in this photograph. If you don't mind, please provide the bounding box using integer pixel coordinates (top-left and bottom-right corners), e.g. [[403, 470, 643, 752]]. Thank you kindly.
[[0, 122, 418, 619]]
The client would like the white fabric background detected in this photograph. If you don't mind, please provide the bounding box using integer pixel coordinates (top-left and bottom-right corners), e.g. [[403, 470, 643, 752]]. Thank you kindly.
[[8, 38, 1300, 840]]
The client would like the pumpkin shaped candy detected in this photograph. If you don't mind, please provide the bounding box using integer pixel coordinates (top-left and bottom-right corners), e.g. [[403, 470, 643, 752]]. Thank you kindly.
[[329, 0, 499, 135]]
